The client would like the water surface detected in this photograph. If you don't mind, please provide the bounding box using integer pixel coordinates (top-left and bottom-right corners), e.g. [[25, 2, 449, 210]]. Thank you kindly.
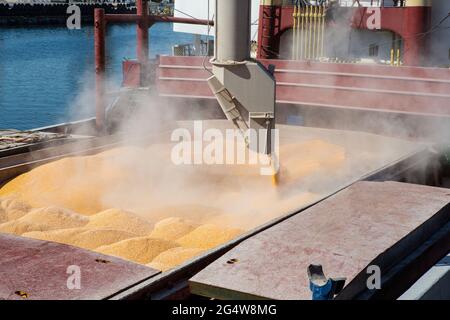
[[0, 23, 194, 129]]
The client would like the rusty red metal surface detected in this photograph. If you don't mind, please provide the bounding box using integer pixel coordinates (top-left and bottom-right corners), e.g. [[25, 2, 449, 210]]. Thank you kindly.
[[258, 4, 293, 59], [158, 56, 450, 78], [257, 5, 430, 66], [351, 6, 431, 66], [0, 234, 159, 300], [189, 181, 450, 300], [155, 56, 450, 117], [123, 60, 142, 88]]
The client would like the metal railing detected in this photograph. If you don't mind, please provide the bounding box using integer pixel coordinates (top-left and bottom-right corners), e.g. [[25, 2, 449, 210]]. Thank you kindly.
[[286, 1, 407, 7], [292, 4, 327, 60]]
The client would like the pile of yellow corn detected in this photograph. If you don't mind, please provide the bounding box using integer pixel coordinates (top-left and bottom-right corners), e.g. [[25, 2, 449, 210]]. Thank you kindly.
[[0, 139, 345, 271]]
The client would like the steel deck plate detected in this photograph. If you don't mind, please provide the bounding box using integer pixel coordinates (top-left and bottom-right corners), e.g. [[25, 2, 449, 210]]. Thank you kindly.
[[0, 234, 159, 300], [189, 181, 450, 300]]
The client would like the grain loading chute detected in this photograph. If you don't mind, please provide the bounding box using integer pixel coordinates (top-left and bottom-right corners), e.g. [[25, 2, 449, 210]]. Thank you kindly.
[[207, 0, 276, 158]]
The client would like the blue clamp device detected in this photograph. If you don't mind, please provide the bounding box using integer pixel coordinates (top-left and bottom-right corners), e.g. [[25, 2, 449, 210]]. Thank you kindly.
[[308, 264, 346, 300]]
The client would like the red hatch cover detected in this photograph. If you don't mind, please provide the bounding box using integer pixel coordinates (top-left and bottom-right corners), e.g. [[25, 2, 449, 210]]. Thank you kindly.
[[189, 181, 450, 300], [0, 234, 159, 300]]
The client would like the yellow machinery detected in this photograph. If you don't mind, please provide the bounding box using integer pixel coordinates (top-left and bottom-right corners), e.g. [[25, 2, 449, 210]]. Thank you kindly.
[[293, 4, 326, 60]]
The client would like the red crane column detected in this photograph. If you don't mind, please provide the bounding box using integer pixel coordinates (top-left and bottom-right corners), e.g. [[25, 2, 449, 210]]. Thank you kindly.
[[401, 1, 432, 66], [137, 0, 149, 85], [94, 8, 106, 132], [258, 0, 279, 59], [257, 1, 295, 59]]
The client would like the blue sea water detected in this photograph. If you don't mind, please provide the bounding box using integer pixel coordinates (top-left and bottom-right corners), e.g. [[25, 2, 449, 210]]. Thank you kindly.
[[0, 23, 194, 130]]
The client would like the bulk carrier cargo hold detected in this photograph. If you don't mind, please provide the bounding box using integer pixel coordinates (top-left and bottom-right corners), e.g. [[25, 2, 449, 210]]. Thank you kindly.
[[0, 0, 449, 300]]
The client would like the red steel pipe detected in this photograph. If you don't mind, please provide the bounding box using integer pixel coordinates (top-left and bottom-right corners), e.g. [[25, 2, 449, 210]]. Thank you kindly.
[[151, 16, 213, 25], [136, 0, 149, 70], [94, 8, 106, 132], [104, 14, 213, 26], [104, 14, 139, 23]]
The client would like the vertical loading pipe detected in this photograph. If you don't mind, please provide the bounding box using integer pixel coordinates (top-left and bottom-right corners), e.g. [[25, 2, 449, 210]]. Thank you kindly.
[[94, 8, 106, 132], [215, 0, 251, 64]]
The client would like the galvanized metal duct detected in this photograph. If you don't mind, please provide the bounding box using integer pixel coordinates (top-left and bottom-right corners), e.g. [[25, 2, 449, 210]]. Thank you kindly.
[[214, 0, 251, 64]]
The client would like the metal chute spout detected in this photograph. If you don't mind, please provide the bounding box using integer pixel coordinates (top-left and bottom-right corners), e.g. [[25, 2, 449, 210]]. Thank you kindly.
[[208, 0, 278, 186], [207, 75, 249, 142]]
